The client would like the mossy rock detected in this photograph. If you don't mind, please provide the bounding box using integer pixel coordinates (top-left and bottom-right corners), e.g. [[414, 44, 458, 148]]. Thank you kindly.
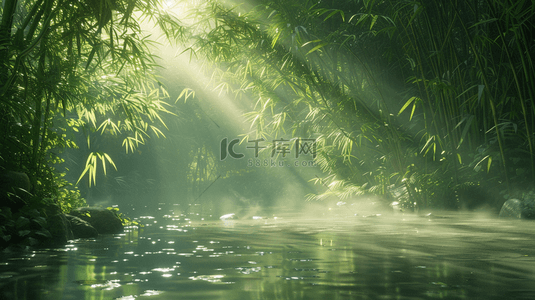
[[43, 203, 74, 246], [70, 207, 124, 234], [0, 171, 31, 212], [499, 199, 522, 219], [499, 198, 535, 219], [65, 214, 98, 238]]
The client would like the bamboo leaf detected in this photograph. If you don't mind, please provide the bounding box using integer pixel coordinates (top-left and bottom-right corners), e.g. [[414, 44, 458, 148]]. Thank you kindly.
[[398, 96, 419, 119], [455, 115, 474, 149], [268, 9, 278, 19], [302, 39, 322, 47], [150, 125, 166, 138], [99, 153, 107, 176], [176, 88, 195, 103], [271, 30, 282, 48], [370, 14, 379, 30], [103, 152, 117, 171], [474, 155, 490, 172], [420, 136, 435, 155], [478, 85, 484, 103], [470, 18, 498, 28], [76, 154, 94, 185], [307, 43, 328, 55], [85, 44, 99, 70]]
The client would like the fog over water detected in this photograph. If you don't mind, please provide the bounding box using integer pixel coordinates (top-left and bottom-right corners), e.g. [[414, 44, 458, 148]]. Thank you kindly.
[[2, 204, 535, 300]]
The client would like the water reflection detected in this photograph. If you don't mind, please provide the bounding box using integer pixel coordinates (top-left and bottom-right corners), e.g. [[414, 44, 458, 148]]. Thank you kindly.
[[1, 204, 535, 299]]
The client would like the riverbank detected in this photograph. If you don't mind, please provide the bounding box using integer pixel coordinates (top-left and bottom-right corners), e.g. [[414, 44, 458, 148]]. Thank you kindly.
[[1, 203, 125, 252]]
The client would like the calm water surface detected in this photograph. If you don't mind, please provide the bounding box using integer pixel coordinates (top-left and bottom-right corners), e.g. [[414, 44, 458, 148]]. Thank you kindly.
[[1, 204, 535, 300]]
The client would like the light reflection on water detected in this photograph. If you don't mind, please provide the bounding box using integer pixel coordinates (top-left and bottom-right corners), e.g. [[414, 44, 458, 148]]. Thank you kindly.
[[1, 205, 535, 300]]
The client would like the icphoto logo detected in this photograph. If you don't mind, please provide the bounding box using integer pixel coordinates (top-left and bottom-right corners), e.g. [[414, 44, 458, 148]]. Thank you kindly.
[[220, 137, 317, 167]]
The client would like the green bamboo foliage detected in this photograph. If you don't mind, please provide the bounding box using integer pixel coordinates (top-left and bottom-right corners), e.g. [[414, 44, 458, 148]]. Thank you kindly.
[[173, 0, 411, 202], [390, 1, 535, 200], [0, 0, 183, 196], [176, 0, 535, 207], [3, 0, 532, 208]]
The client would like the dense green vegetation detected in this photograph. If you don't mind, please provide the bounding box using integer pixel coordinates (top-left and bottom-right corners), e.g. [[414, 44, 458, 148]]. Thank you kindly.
[[0, 0, 181, 247], [1, 0, 179, 207], [171, 0, 535, 210], [1, 0, 534, 229]]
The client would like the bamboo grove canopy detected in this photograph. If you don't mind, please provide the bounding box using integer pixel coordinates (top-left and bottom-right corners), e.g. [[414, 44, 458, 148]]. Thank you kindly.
[[1, 0, 534, 210]]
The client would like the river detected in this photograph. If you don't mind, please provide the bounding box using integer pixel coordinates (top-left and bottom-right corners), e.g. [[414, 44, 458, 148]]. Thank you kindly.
[[1, 203, 535, 299]]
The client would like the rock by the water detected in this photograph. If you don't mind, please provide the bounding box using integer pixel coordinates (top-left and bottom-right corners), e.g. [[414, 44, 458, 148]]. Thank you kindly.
[[499, 199, 523, 219], [0, 171, 31, 212], [43, 204, 74, 247], [45, 213, 73, 244], [498, 198, 535, 219], [521, 198, 535, 219], [70, 207, 124, 234], [65, 214, 98, 238]]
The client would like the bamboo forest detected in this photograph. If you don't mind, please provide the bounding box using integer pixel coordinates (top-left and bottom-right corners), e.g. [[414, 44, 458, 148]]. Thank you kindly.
[[1, 0, 535, 299]]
